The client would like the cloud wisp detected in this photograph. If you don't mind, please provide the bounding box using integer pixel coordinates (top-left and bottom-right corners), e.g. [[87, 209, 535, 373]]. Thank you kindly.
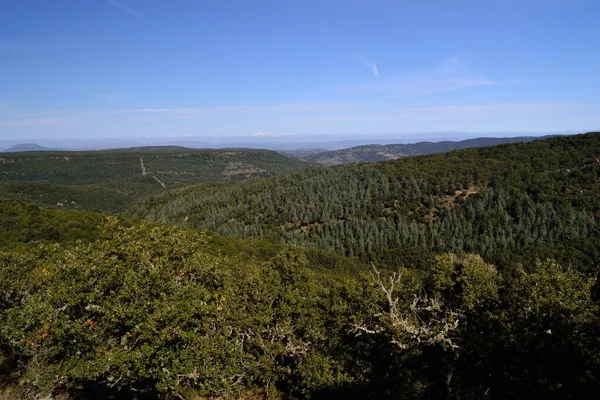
[[350, 54, 381, 78], [2, 102, 595, 128], [406, 103, 579, 114], [120, 102, 356, 118], [364, 61, 381, 78], [250, 132, 302, 138], [349, 57, 522, 99], [0, 102, 361, 129], [1, 102, 598, 136], [103, 0, 143, 18]]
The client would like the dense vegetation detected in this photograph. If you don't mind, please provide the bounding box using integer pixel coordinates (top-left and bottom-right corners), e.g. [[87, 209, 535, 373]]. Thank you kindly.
[[301, 136, 541, 165], [0, 147, 310, 212], [2, 133, 600, 398], [0, 199, 106, 250], [128, 132, 600, 273], [1, 211, 599, 399]]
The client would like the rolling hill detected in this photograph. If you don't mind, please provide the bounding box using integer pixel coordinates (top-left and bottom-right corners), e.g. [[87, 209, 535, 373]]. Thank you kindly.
[[302, 136, 545, 165], [127, 132, 600, 272], [0, 147, 310, 212]]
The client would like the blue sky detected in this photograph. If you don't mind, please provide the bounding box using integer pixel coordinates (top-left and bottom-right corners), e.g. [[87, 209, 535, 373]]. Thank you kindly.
[[1, 0, 599, 142]]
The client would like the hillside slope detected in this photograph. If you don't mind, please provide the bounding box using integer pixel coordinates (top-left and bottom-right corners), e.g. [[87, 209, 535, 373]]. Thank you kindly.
[[2, 189, 599, 399], [0, 147, 309, 185], [0, 147, 310, 212], [0, 201, 600, 400], [127, 132, 600, 271], [303, 136, 544, 165]]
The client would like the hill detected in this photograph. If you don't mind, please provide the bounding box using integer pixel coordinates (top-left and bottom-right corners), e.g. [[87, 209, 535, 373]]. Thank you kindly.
[[0, 147, 309, 185], [3, 143, 51, 152], [0, 147, 310, 212], [127, 132, 600, 272], [302, 136, 545, 165]]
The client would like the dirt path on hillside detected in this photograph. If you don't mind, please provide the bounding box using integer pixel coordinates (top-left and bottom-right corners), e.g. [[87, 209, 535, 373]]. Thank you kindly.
[[152, 176, 166, 188], [140, 157, 147, 176]]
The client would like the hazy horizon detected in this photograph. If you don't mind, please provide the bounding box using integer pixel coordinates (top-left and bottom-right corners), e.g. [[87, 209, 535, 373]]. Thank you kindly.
[[0, 130, 582, 152]]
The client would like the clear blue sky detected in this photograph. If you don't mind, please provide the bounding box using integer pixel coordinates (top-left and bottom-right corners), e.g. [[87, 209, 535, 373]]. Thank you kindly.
[[1, 0, 599, 141]]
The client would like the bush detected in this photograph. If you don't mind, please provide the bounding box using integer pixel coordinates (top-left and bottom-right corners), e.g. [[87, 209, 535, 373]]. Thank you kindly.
[[0, 219, 354, 398]]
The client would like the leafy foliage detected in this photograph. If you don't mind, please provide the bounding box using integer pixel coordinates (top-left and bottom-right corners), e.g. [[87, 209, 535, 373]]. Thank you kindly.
[[0, 220, 358, 397], [0, 213, 599, 398], [0, 199, 107, 250]]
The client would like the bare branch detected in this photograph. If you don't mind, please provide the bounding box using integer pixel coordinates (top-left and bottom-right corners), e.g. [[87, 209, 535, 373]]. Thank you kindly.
[[356, 264, 461, 351]]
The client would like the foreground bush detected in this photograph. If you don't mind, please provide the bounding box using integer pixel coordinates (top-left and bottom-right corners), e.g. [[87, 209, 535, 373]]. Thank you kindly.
[[0, 219, 358, 398], [1, 218, 599, 398]]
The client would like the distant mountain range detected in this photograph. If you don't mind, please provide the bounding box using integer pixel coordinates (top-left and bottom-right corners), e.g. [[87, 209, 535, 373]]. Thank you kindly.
[[2, 136, 555, 162], [297, 136, 551, 165], [2, 131, 578, 152], [3, 143, 52, 152]]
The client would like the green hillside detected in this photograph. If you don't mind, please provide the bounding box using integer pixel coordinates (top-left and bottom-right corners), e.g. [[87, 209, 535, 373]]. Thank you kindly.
[[0, 147, 310, 212], [1, 199, 600, 399], [127, 132, 600, 272]]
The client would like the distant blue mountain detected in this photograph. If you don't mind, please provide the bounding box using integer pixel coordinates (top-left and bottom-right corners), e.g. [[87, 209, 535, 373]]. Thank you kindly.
[[3, 143, 52, 152], [300, 136, 556, 165]]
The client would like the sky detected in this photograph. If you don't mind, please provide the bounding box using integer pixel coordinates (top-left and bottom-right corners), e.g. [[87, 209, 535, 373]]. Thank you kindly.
[[1, 0, 600, 144]]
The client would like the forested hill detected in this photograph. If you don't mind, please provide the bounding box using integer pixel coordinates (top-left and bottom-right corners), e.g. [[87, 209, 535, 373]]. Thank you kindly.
[[3, 198, 600, 398], [302, 135, 544, 165], [0, 147, 310, 212], [128, 132, 600, 272], [0, 147, 309, 185]]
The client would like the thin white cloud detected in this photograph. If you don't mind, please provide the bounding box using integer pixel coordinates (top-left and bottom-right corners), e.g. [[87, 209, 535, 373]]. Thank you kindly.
[[364, 61, 381, 78], [250, 132, 300, 138], [103, 0, 143, 18], [0, 103, 360, 131], [275, 103, 354, 112], [411, 13, 466, 19], [121, 103, 355, 117], [350, 54, 381, 78], [0, 116, 84, 128], [1, 102, 599, 136], [407, 102, 579, 113], [350, 57, 522, 99]]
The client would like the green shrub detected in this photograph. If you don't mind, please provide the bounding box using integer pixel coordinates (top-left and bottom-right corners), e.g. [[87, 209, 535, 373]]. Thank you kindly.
[[0, 219, 354, 398]]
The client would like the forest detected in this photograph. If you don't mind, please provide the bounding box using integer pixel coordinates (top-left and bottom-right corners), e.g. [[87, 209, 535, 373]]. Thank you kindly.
[[1, 133, 600, 399], [0, 148, 309, 212], [128, 133, 600, 274]]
